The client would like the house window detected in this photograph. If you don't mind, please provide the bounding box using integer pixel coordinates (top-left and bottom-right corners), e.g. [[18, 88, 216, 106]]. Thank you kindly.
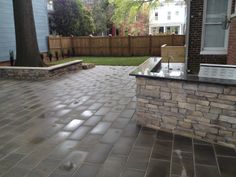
[[152, 27, 158, 34], [167, 12, 171, 20], [166, 27, 171, 33], [176, 11, 179, 16], [173, 26, 180, 34], [159, 27, 164, 33], [201, 0, 230, 54], [165, 26, 179, 34], [155, 12, 158, 20]]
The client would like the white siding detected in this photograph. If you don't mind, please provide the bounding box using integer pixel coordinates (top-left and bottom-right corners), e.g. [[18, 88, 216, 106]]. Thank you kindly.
[[149, 0, 187, 35]]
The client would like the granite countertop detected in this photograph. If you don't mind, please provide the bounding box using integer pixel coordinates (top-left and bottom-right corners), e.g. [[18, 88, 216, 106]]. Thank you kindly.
[[130, 57, 236, 86]]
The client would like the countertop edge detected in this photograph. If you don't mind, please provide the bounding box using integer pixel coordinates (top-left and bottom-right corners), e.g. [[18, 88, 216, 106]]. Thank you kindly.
[[131, 73, 236, 86], [129, 58, 236, 86]]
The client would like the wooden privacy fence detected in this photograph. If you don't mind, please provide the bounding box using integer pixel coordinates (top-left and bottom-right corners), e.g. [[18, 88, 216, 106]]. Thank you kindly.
[[48, 35, 185, 57]]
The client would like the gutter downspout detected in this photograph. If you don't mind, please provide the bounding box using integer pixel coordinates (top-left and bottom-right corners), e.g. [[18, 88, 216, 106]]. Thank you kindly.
[[185, 0, 191, 73]]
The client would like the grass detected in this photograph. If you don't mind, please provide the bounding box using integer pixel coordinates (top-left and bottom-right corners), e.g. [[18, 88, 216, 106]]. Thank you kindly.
[[46, 56, 149, 66]]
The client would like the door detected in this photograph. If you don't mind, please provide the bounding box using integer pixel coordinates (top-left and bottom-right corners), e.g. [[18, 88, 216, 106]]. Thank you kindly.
[[201, 0, 232, 55]]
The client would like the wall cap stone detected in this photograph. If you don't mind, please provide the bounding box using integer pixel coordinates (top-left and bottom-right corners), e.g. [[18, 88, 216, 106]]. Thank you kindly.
[[0, 60, 82, 70]]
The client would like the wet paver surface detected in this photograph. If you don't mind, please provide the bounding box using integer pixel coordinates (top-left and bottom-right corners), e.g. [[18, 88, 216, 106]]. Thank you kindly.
[[0, 66, 236, 177]]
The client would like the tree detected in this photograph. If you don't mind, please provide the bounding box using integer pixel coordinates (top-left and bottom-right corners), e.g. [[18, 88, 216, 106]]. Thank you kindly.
[[91, 0, 111, 35], [49, 0, 95, 36], [128, 5, 149, 36], [76, 0, 95, 36], [13, 0, 44, 67], [109, 0, 159, 30]]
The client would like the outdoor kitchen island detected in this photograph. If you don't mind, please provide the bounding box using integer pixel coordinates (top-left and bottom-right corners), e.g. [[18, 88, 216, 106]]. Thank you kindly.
[[130, 57, 236, 148]]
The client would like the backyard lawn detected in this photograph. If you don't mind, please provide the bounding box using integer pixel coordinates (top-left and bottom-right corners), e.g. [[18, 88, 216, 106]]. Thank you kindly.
[[47, 56, 149, 66]]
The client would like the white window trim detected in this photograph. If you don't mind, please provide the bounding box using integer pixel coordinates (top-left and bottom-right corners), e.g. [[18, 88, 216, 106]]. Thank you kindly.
[[200, 50, 227, 55], [201, 0, 232, 55]]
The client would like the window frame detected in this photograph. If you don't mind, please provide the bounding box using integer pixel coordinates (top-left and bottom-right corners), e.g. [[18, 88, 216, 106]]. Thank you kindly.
[[155, 12, 159, 21], [167, 11, 171, 20], [200, 0, 232, 55]]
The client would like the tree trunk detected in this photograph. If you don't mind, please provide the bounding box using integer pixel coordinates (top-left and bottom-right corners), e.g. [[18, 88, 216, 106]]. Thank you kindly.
[[13, 0, 44, 67]]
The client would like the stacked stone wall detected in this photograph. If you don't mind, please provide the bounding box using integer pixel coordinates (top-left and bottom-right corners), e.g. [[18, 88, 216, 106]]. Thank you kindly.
[[136, 77, 236, 147]]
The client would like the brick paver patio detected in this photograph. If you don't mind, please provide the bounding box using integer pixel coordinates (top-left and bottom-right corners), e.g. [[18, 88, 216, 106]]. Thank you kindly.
[[0, 66, 235, 177]]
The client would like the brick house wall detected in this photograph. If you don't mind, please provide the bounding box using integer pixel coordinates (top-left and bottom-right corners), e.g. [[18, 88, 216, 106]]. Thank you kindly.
[[228, 17, 236, 64], [227, 1, 236, 64], [187, 0, 227, 73]]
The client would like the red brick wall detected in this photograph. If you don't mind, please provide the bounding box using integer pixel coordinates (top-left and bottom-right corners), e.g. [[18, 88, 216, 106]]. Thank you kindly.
[[227, 0, 236, 64], [0, 60, 11, 66], [187, 0, 227, 73], [228, 17, 236, 65]]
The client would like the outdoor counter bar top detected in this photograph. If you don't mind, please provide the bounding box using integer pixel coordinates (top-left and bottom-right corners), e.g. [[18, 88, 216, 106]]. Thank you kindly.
[[130, 57, 236, 86], [130, 57, 236, 147]]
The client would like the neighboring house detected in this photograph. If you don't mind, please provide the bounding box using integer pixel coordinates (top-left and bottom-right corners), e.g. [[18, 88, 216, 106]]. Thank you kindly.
[[149, 0, 187, 35], [0, 0, 49, 62], [186, 0, 236, 73]]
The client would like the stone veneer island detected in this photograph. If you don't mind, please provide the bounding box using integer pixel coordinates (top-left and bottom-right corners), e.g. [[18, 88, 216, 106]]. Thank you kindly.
[[130, 57, 236, 148]]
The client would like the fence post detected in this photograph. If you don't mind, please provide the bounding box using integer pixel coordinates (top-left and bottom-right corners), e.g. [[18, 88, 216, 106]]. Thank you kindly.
[[149, 34, 152, 56], [109, 35, 112, 56], [128, 35, 132, 56], [89, 36, 92, 56], [71, 36, 75, 56], [59, 36, 63, 53], [48, 36, 51, 52], [171, 34, 174, 46]]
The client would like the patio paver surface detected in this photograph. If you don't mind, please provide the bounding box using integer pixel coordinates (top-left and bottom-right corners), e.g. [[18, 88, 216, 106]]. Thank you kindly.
[[0, 66, 235, 177]]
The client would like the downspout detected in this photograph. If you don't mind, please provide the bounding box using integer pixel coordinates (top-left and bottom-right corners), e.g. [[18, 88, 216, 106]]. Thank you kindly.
[[185, 0, 191, 73]]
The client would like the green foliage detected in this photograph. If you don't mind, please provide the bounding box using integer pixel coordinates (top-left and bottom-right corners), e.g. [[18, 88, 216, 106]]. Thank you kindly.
[[91, 0, 110, 35], [49, 0, 95, 36], [109, 0, 159, 28]]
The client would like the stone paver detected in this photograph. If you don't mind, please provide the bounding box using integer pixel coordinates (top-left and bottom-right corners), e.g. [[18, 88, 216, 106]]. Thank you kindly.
[[0, 66, 236, 177]]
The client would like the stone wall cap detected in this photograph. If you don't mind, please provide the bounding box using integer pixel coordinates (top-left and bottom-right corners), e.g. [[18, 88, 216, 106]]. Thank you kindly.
[[0, 60, 82, 71]]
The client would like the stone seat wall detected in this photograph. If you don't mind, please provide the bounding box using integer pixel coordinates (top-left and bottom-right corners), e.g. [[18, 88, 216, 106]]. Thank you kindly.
[[0, 60, 83, 80]]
